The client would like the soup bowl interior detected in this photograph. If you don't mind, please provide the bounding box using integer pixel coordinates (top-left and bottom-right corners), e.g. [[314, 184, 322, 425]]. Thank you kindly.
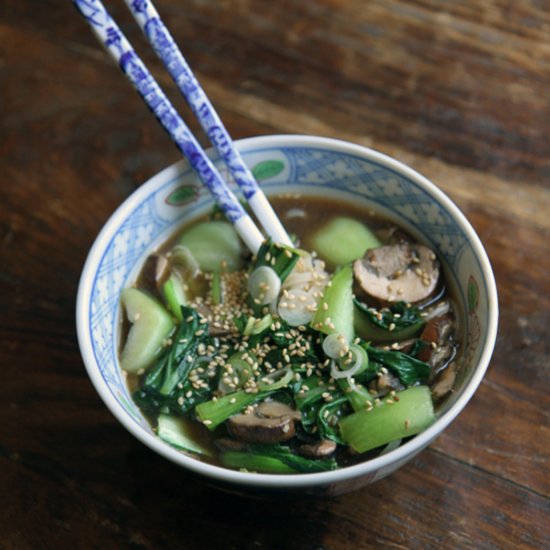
[[76, 135, 498, 496]]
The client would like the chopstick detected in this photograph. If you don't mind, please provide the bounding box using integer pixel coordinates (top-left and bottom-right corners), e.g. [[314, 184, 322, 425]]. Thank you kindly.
[[73, 0, 289, 254], [123, 0, 293, 248]]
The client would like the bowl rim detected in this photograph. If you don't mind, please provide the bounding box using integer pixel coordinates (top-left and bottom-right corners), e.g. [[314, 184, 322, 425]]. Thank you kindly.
[[76, 134, 499, 489]]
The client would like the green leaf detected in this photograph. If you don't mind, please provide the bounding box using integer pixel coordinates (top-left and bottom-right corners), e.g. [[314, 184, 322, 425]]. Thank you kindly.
[[354, 300, 425, 342], [252, 160, 285, 181], [364, 345, 431, 386]]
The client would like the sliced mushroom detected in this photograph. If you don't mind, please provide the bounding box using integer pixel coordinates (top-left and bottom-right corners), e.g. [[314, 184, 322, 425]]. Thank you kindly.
[[298, 439, 337, 458], [227, 413, 295, 444], [256, 400, 302, 421], [369, 370, 404, 394], [140, 253, 170, 290], [417, 314, 455, 365], [375, 226, 413, 246], [431, 362, 457, 399], [353, 243, 439, 305], [385, 338, 416, 354]]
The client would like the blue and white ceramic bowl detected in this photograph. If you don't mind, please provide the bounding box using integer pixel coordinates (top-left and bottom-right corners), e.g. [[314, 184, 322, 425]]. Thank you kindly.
[[76, 135, 498, 496]]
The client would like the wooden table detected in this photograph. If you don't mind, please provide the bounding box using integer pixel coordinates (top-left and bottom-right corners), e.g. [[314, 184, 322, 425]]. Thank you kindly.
[[2, 1, 549, 547]]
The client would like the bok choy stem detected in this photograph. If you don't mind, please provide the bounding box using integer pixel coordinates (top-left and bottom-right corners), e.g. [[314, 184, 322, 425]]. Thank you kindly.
[[339, 386, 435, 453]]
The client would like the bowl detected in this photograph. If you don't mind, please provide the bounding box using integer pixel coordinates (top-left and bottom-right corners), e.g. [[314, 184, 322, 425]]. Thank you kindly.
[[76, 134, 498, 496]]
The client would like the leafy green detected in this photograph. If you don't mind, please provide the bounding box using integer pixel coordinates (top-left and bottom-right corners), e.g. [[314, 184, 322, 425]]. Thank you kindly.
[[133, 306, 214, 415], [355, 301, 423, 331], [253, 239, 300, 283], [354, 300, 425, 343], [247, 444, 337, 473], [316, 396, 349, 444], [220, 451, 297, 474], [363, 344, 431, 386]]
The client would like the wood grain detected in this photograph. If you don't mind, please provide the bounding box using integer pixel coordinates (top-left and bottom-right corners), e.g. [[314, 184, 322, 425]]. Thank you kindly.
[[1, 0, 549, 548]]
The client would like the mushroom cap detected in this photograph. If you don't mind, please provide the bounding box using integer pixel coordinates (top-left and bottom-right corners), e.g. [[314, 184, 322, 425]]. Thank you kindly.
[[140, 253, 170, 290], [227, 413, 296, 444], [256, 400, 302, 421], [298, 439, 337, 458], [353, 243, 439, 304]]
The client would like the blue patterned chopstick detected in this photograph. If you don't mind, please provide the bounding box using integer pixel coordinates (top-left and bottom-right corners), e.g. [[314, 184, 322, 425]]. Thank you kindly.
[[123, 0, 292, 247], [74, 0, 263, 253]]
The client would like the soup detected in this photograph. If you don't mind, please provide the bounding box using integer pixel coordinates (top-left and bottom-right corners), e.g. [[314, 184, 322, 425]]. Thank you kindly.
[[119, 195, 459, 473]]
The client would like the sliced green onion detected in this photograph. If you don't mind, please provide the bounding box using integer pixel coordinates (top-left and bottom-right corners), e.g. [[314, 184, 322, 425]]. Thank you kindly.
[[243, 316, 256, 336], [251, 313, 273, 335], [330, 344, 368, 380], [257, 367, 293, 391], [218, 352, 256, 394], [322, 333, 349, 359], [211, 271, 222, 305], [278, 288, 317, 326], [248, 265, 281, 305]]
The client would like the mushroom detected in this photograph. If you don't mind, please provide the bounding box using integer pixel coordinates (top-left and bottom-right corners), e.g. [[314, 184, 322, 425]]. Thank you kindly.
[[353, 243, 439, 305], [417, 314, 455, 368], [298, 439, 337, 458], [226, 400, 300, 444], [369, 370, 404, 394], [256, 400, 302, 421], [227, 414, 295, 444], [375, 226, 412, 246], [431, 362, 457, 399], [140, 253, 170, 290]]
